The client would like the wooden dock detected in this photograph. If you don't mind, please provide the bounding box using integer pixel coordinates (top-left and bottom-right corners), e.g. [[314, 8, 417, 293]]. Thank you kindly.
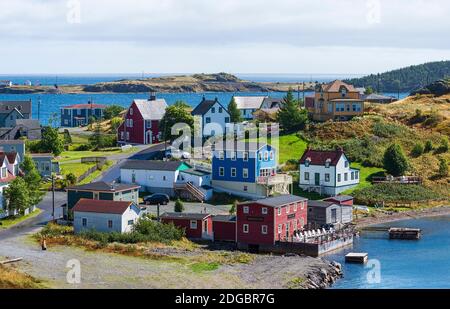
[[345, 253, 368, 264], [389, 228, 421, 240]]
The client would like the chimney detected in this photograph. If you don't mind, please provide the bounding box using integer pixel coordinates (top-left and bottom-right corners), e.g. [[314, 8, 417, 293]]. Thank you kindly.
[[149, 92, 157, 101]]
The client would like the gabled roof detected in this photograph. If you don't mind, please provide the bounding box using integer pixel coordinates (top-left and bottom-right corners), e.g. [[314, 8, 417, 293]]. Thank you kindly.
[[320, 80, 358, 93], [308, 200, 337, 208], [191, 97, 227, 116], [0, 101, 32, 114], [299, 149, 344, 166], [241, 195, 307, 208], [324, 195, 354, 203], [133, 99, 168, 121], [0, 152, 18, 165], [62, 103, 107, 109], [73, 199, 134, 215], [234, 96, 266, 110], [262, 97, 283, 109], [121, 160, 190, 171], [161, 212, 211, 220], [14, 119, 41, 129], [67, 181, 140, 192]]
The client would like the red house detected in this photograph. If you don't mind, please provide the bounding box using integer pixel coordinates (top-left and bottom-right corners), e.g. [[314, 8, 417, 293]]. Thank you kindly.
[[236, 195, 308, 250], [212, 215, 236, 242], [323, 195, 354, 206], [118, 94, 168, 145], [160, 213, 214, 240]]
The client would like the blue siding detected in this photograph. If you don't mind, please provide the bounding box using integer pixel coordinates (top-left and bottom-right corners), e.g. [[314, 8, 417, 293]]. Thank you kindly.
[[61, 108, 104, 127]]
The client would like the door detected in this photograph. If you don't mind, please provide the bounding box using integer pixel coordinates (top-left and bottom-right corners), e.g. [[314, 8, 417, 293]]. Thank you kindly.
[[146, 130, 153, 145], [331, 208, 337, 223], [315, 173, 320, 186]]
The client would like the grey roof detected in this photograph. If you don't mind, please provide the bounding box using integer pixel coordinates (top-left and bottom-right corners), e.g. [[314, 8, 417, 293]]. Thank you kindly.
[[191, 97, 226, 116], [245, 195, 308, 208], [134, 99, 168, 120], [308, 201, 337, 208], [14, 119, 40, 129], [0, 101, 32, 114], [0, 140, 25, 145], [161, 212, 211, 220], [262, 97, 283, 109], [234, 96, 266, 110], [67, 181, 140, 192], [181, 168, 210, 176], [363, 93, 397, 101], [324, 195, 354, 202], [212, 215, 236, 223], [121, 159, 188, 171]]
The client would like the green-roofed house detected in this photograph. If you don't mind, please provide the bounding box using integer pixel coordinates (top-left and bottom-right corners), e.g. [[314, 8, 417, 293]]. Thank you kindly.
[[120, 160, 212, 201], [65, 181, 141, 220]]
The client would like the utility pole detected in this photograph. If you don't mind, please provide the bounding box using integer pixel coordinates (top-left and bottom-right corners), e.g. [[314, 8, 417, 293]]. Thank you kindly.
[[37, 96, 41, 121], [51, 173, 55, 221]]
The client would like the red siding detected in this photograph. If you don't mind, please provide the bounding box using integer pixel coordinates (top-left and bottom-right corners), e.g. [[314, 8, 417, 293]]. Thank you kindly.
[[236, 200, 308, 245], [324, 198, 354, 206], [213, 221, 236, 242], [161, 217, 213, 239]]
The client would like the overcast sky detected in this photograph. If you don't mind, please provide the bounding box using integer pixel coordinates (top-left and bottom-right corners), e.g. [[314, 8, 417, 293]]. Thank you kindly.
[[1, 0, 450, 74]]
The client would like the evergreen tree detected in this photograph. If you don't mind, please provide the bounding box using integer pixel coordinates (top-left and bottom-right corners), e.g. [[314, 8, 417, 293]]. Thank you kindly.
[[89, 120, 106, 150], [228, 97, 242, 123], [63, 129, 72, 145], [20, 155, 45, 207], [383, 143, 409, 177], [277, 88, 308, 132], [174, 199, 184, 213], [4, 178, 30, 215], [438, 158, 449, 178], [40, 126, 64, 156]]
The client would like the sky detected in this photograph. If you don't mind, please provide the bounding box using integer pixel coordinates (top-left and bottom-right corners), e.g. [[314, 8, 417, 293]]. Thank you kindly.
[[1, 0, 450, 75]]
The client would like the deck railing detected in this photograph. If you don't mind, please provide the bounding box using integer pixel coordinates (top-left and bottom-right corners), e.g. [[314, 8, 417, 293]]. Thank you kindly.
[[257, 174, 293, 186]]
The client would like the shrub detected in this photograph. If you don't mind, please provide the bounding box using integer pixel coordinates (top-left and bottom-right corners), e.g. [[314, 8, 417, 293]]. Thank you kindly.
[[383, 143, 409, 176], [424, 140, 434, 153], [438, 158, 449, 178], [74, 144, 92, 151], [373, 121, 405, 138], [411, 143, 424, 157], [174, 199, 184, 213], [437, 137, 449, 153], [229, 201, 238, 215]]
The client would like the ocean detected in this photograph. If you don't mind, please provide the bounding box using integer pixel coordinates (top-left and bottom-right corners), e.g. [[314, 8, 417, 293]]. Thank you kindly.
[[0, 74, 409, 125], [326, 216, 450, 289]]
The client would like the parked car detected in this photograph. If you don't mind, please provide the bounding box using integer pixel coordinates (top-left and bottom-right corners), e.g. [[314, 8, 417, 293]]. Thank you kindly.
[[143, 193, 170, 205]]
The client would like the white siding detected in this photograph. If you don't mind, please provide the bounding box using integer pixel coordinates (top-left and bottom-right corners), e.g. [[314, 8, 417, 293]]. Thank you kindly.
[[179, 171, 211, 187], [299, 165, 337, 187], [202, 102, 230, 137], [120, 169, 178, 190], [74, 207, 140, 234]]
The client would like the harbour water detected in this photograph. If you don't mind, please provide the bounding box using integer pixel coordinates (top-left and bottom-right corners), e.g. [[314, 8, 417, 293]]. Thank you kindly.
[[326, 216, 450, 289]]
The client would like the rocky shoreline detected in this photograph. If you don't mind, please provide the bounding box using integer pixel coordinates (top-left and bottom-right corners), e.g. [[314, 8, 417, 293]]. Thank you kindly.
[[303, 260, 343, 289]]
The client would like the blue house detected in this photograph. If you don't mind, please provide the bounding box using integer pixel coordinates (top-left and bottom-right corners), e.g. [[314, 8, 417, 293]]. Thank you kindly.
[[211, 141, 292, 199], [60, 102, 106, 127]]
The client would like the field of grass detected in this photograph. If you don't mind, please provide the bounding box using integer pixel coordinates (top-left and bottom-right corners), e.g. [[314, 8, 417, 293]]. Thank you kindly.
[[277, 133, 308, 164], [78, 161, 114, 185], [0, 209, 42, 230], [0, 265, 43, 289], [350, 163, 385, 191], [60, 162, 97, 178]]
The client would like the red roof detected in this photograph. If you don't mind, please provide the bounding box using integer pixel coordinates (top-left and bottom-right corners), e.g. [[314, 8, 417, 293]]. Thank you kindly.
[[63, 104, 107, 109], [0, 152, 17, 165], [299, 149, 344, 166], [0, 173, 16, 183], [321, 80, 358, 93], [73, 199, 134, 215]]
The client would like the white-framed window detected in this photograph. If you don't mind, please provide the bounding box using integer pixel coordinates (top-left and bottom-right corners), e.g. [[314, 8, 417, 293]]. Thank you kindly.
[[219, 107, 223, 113], [264, 152, 269, 161], [190, 220, 198, 229], [301, 201, 305, 210], [304, 172, 310, 181], [262, 207, 268, 215], [130, 108, 133, 115], [269, 151, 274, 160], [163, 176, 167, 181], [108, 220, 113, 229], [206, 117, 211, 124], [355, 171, 359, 179], [325, 159, 331, 168], [231, 168, 237, 177], [305, 159, 311, 167], [294, 203, 297, 212], [219, 151, 224, 160], [262, 225, 268, 235], [258, 153, 262, 161], [231, 152, 236, 161], [243, 168, 249, 179], [243, 206, 249, 214], [351, 172, 355, 180], [93, 192, 99, 200], [82, 218, 87, 227], [345, 161, 349, 168], [126, 132, 130, 140], [211, 107, 216, 113], [243, 152, 249, 161], [243, 185, 248, 192], [344, 173, 348, 181], [243, 224, 249, 234], [278, 207, 282, 216], [128, 220, 134, 226], [337, 174, 341, 182], [219, 167, 225, 176], [120, 131, 124, 139], [286, 205, 290, 214], [325, 173, 330, 182], [278, 224, 282, 234]]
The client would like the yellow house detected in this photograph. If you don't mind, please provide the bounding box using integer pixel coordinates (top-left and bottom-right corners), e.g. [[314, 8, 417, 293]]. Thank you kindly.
[[307, 80, 365, 121]]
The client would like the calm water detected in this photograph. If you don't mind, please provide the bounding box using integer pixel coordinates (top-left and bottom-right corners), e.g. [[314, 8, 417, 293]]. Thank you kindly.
[[326, 216, 450, 289], [0, 74, 409, 125]]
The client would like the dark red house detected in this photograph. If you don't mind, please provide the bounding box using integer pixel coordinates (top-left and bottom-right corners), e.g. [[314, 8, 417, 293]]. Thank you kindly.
[[160, 213, 214, 240], [212, 215, 236, 242], [118, 94, 168, 145], [236, 195, 308, 250], [323, 195, 354, 206]]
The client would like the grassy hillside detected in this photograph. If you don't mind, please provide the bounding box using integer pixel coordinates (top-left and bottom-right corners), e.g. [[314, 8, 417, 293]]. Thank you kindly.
[[345, 60, 450, 92], [0, 265, 43, 289]]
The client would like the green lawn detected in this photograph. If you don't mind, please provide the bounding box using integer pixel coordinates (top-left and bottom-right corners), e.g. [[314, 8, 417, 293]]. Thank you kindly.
[[60, 162, 97, 178], [351, 163, 385, 191], [277, 134, 308, 164], [0, 209, 42, 230], [78, 161, 114, 185], [57, 147, 139, 162]]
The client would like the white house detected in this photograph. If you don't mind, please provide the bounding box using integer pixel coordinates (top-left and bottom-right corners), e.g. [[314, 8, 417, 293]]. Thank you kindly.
[[298, 149, 360, 196], [233, 96, 266, 120], [191, 97, 231, 138], [0, 152, 19, 219], [120, 160, 213, 201], [73, 199, 141, 234]]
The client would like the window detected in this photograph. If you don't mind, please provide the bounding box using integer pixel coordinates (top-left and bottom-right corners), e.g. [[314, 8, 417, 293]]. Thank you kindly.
[[345, 161, 349, 168], [130, 108, 133, 115], [243, 168, 249, 179], [351, 172, 355, 180], [225, 117, 230, 123], [325, 173, 330, 182], [258, 153, 262, 161], [325, 159, 331, 168], [269, 151, 274, 160], [304, 172, 310, 181], [243, 206, 249, 214], [344, 173, 348, 181], [305, 159, 311, 167], [206, 117, 211, 124], [145, 120, 151, 128], [93, 192, 99, 200], [126, 132, 130, 140], [278, 208, 282, 216], [231, 168, 237, 177], [211, 107, 216, 113], [64, 119, 69, 125], [286, 205, 290, 214], [219, 151, 224, 160], [108, 220, 113, 229], [163, 176, 167, 181], [300, 201, 305, 210], [190, 220, 198, 229], [82, 218, 87, 227], [132, 173, 136, 183], [121, 131, 124, 139], [294, 203, 297, 212], [262, 225, 268, 235], [336, 103, 345, 112], [231, 152, 236, 161], [243, 185, 248, 192], [337, 174, 341, 182], [128, 220, 134, 226], [243, 224, 249, 234], [278, 224, 282, 234], [219, 167, 225, 176], [243, 152, 249, 161], [346, 104, 351, 112], [262, 207, 268, 215], [355, 171, 359, 179], [219, 107, 223, 113], [264, 152, 269, 161]]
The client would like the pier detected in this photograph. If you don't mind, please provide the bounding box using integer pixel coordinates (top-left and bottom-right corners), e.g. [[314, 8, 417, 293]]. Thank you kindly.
[[362, 226, 422, 240]]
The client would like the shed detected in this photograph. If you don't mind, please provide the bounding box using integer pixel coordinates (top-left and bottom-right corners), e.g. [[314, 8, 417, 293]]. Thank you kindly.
[[160, 212, 213, 240], [323, 195, 354, 206], [212, 215, 236, 242], [307, 200, 353, 228]]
